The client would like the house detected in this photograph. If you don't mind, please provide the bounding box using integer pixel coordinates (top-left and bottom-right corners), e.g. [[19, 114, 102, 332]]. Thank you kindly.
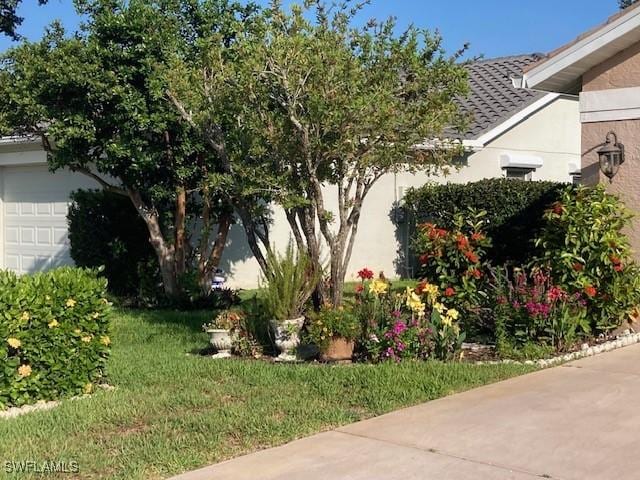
[[519, 3, 640, 256], [0, 54, 580, 285]]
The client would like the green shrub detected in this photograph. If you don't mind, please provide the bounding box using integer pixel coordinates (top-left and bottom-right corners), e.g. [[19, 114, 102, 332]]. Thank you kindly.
[[413, 210, 491, 324], [68, 190, 156, 298], [404, 178, 566, 265], [0, 267, 111, 409], [535, 185, 640, 332]]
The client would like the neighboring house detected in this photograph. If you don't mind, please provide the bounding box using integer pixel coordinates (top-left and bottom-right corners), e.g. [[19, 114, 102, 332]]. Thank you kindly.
[[0, 54, 581, 286], [519, 3, 640, 257]]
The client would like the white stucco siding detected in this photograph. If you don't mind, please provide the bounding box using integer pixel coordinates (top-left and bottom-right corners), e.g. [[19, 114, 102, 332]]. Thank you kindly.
[[222, 96, 581, 288]]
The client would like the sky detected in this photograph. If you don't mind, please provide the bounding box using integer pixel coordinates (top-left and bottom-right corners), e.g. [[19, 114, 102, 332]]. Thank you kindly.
[[0, 0, 621, 58]]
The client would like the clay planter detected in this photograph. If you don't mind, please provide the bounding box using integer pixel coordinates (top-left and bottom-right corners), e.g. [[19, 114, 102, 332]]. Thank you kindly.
[[320, 337, 355, 362], [270, 316, 305, 362], [207, 329, 233, 355]]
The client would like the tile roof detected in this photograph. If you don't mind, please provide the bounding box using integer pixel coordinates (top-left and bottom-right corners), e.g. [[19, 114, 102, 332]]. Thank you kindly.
[[452, 54, 548, 140]]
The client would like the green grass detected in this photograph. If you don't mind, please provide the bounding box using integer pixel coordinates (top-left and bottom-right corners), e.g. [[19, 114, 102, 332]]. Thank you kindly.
[[0, 309, 535, 480]]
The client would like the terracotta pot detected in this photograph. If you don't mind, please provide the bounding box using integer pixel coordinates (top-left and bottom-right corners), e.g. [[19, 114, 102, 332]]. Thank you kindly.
[[321, 337, 355, 362]]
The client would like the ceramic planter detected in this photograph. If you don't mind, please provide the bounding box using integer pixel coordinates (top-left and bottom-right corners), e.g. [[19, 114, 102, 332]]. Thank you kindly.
[[207, 328, 233, 356], [270, 316, 305, 361], [320, 337, 355, 362]]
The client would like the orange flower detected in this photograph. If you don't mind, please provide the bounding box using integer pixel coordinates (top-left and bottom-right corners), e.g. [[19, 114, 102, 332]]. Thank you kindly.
[[609, 255, 621, 265], [355, 284, 364, 293], [464, 250, 479, 263], [471, 232, 484, 242], [456, 234, 469, 251], [467, 268, 482, 280], [415, 281, 427, 295], [444, 287, 455, 297], [584, 285, 597, 298]]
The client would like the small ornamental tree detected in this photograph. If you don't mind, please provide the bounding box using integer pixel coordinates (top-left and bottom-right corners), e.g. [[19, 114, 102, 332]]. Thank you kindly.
[[0, 0, 257, 299], [171, 0, 469, 305]]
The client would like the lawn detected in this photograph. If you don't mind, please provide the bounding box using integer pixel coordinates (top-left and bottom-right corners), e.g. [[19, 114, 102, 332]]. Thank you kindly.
[[0, 308, 535, 479]]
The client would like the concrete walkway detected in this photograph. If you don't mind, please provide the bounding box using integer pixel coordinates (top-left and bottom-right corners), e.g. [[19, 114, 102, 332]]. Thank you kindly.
[[172, 344, 640, 480]]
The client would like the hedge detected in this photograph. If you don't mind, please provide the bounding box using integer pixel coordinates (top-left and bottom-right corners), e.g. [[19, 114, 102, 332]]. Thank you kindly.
[[68, 189, 156, 298], [404, 178, 567, 265], [0, 267, 111, 409]]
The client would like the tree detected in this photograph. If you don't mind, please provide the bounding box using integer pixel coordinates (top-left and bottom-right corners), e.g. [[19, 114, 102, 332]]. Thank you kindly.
[[1, 0, 48, 40], [619, 0, 639, 8], [168, 0, 469, 305], [0, 0, 256, 299]]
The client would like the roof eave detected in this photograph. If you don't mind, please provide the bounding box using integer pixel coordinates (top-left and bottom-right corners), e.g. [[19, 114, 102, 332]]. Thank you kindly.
[[521, 5, 640, 93]]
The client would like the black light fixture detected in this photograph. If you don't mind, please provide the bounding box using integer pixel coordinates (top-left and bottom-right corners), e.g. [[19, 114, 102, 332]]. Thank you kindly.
[[597, 131, 625, 182]]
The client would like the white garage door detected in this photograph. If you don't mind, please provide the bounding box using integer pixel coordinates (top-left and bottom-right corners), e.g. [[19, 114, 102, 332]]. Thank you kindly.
[[2, 165, 97, 274]]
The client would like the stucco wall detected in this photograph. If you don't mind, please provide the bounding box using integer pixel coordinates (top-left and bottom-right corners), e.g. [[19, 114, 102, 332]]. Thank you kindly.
[[222, 97, 581, 288], [581, 40, 640, 255]]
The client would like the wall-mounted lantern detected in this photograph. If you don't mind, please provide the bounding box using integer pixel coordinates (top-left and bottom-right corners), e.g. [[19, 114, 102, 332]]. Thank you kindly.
[[598, 131, 625, 182]]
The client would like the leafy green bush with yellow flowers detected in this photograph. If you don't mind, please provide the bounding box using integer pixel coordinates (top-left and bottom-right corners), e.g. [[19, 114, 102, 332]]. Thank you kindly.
[[0, 267, 111, 409]]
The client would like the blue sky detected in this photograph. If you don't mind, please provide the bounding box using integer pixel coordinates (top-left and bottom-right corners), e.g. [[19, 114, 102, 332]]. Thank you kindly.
[[0, 0, 620, 58]]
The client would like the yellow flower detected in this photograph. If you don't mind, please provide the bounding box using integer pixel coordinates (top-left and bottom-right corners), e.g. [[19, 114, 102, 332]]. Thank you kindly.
[[422, 283, 439, 301], [433, 302, 446, 314], [83, 383, 93, 394], [20, 311, 30, 321], [453, 324, 461, 336], [405, 288, 426, 316], [18, 364, 32, 377], [81, 335, 92, 343], [369, 279, 389, 296], [442, 316, 453, 327], [66, 298, 77, 308], [7, 338, 21, 349], [48, 319, 59, 329], [447, 309, 460, 321], [91, 312, 100, 319], [100, 336, 111, 346], [73, 329, 82, 335]]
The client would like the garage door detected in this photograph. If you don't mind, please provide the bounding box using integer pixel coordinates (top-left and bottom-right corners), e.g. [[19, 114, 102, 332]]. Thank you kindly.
[[2, 165, 97, 274]]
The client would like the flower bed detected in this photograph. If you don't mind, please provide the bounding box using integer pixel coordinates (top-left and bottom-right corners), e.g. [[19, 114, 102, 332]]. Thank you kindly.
[[0, 267, 111, 409]]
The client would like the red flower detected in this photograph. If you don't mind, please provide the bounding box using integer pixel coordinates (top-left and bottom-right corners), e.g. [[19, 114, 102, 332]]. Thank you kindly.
[[419, 254, 429, 265], [355, 284, 364, 293], [614, 264, 624, 272], [467, 268, 482, 279], [471, 232, 484, 242], [415, 281, 427, 295], [464, 250, 479, 264], [357, 268, 374, 280], [552, 202, 563, 215], [573, 263, 584, 272], [610, 255, 621, 265], [584, 285, 597, 298], [445, 287, 455, 297], [456, 234, 469, 251]]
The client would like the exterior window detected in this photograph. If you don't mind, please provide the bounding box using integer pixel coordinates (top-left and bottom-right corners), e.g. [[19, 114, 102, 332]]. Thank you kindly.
[[504, 167, 533, 181]]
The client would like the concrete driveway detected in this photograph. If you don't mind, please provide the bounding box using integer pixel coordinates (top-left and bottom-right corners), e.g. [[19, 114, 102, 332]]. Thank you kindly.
[[172, 344, 640, 480]]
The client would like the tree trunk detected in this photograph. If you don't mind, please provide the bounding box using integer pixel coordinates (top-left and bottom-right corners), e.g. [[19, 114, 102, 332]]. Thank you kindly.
[[174, 186, 187, 278], [198, 210, 232, 294], [127, 188, 180, 299]]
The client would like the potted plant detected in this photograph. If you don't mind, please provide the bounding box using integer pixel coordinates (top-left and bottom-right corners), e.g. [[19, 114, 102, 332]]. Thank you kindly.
[[202, 309, 245, 357], [307, 306, 361, 362], [262, 243, 320, 361]]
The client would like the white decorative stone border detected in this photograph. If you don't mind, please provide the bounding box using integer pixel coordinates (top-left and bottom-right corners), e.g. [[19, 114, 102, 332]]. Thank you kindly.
[[0, 384, 115, 420], [475, 331, 640, 368]]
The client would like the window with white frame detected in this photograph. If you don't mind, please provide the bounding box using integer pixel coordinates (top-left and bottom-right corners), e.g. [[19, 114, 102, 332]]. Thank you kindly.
[[500, 153, 543, 182], [504, 167, 534, 181]]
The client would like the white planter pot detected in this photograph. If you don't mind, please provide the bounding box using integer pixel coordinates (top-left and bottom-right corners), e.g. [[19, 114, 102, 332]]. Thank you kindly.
[[270, 316, 305, 361], [207, 329, 233, 355]]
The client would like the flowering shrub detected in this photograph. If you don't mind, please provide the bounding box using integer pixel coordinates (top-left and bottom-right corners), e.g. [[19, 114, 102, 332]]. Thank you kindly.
[[354, 271, 464, 362], [203, 308, 263, 357], [535, 185, 640, 332], [414, 210, 491, 323], [491, 267, 589, 353], [306, 306, 361, 352], [0, 268, 111, 409]]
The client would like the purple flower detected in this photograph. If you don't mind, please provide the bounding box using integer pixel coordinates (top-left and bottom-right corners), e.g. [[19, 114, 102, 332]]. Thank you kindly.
[[396, 341, 405, 352]]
